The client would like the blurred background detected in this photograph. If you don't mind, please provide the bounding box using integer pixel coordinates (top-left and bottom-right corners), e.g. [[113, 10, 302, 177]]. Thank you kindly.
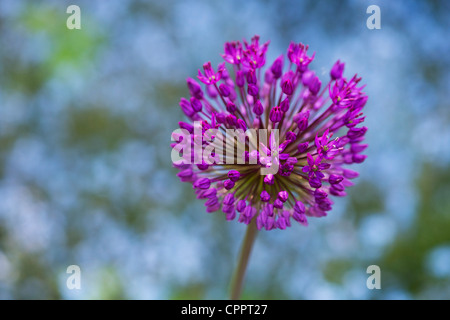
[[0, 0, 449, 299]]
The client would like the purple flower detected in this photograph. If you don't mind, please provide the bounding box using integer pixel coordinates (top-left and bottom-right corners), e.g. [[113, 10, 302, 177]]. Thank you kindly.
[[294, 110, 310, 131], [228, 170, 241, 182], [329, 75, 364, 109], [237, 119, 247, 131], [247, 69, 257, 84], [302, 153, 329, 181], [179, 98, 195, 117], [315, 129, 341, 160], [223, 193, 235, 206], [222, 41, 244, 65], [172, 35, 368, 230], [270, 55, 284, 79], [297, 141, 309, 154], [197, 62, 226, 85], [269, 106, 283, 123], [292, 201, 308, 226], [281, 79, 294, 95], [347, 126, 368, 140], [288, 42, 315, 71], [247, 84, 259, 97], [224, 180, 235, 190], [278, 191, 289, 202], [226, 101, 237, 113], [264, 174, 274, 185], [253, 100, 264, 116], [193, 178, 211, 190], [242, 35, 269, 69], [280, 98, 290, 112], [186, 78, 204, 99], [308, 76, 321, 95], [190, 97, 202, 113], [235, 70, 245, 87], [301, 70, 315, 87], [260, 190, 271, 202], [329, 174, 344, 185], [219, 83, 231, 97], [330, 60, 345, 80], [236, 200, 246, 212], [285, 131, 296, 142]]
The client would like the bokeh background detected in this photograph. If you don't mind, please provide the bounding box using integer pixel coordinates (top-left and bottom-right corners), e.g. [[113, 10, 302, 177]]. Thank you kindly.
[[0, 0, 449, 299]]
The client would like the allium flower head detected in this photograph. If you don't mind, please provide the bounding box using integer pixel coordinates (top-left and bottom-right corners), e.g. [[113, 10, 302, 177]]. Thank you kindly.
[[171, 35, 368, 230]]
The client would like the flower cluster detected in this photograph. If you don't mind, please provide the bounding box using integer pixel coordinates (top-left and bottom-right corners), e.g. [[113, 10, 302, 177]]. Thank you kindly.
[[172, 36, 368, 230]]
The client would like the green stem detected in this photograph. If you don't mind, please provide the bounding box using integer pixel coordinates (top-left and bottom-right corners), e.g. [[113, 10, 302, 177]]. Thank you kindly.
[[229, 220, 259, 300]]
